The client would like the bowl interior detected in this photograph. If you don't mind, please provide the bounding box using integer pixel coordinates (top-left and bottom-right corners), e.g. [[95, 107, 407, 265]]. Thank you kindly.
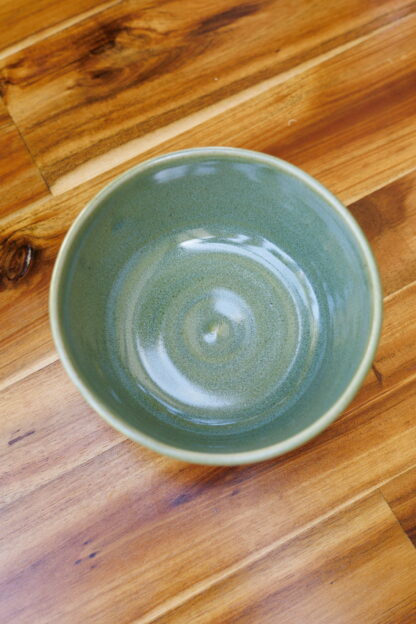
[[52, 149, 380, 460]]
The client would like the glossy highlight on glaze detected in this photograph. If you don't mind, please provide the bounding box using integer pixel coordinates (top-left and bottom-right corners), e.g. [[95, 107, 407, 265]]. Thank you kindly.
[[50, 147, 382, 464], [107, 228, 322, 431]]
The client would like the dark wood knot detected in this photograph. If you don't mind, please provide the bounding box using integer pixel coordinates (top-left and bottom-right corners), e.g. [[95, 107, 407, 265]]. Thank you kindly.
[[0, 239, 35, 287]]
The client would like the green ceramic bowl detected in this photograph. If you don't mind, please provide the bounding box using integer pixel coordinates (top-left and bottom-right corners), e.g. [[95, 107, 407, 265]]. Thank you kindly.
[[50, 147, 382, 465]]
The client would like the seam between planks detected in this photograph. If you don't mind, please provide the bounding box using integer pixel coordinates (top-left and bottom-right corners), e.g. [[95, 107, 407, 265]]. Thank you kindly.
[[342, 162, 416, 206], [50, 10, 416, 195], [1, 147, 416, 233], [8, 114, 52, 193], [384, 279, 416, 303], [0, 0, 124, 61], [0, 351, 58, 393], [340, 369, 416, 421], [378, 487, 416, 551], [130, 463, 416, 624], [2, 369, 416, 516]]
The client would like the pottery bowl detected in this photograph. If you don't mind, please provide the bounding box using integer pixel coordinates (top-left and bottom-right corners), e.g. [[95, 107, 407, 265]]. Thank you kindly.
[[50, 148, 382, 464]]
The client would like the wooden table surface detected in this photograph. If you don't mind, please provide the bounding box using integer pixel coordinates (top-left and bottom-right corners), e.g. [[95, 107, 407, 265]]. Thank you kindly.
[[1, 1, 416, 622]]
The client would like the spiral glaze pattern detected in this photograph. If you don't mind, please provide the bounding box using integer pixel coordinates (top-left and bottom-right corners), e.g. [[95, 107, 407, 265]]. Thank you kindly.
[[107, 228, 321, 430]]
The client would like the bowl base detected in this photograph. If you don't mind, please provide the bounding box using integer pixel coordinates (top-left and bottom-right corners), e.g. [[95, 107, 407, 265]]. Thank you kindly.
[[107, 226, 322, 432]]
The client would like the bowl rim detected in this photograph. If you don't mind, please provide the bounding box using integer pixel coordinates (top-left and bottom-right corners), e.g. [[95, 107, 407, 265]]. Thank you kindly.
[[50, 146, 383, 465]]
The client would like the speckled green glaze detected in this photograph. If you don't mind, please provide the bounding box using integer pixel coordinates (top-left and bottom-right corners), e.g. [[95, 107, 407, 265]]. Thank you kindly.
[[50, 147, 382, 465]]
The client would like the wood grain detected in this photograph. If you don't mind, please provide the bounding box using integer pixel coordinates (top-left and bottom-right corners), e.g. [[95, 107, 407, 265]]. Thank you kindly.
[[1, 376, 415, 623], [121, 10, 416, 206], [1, 0, 415, 190], [349, 175, 416, 297], [0, 99, 49, 219], [382, 467, 416, 546], [0, 0, 121, 58], [149, 494, 416, 624], [0, 361, 122, 506], [1, 2, 416, 622]]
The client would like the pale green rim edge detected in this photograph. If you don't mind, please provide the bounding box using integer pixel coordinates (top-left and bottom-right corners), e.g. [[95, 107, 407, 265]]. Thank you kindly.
[[49, 147, 383, 466]]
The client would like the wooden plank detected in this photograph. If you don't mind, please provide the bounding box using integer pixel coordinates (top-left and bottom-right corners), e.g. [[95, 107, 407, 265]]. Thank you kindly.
[[149, 494, 416, 624], [123, 10, 416, 207], [0, 380, 415, 623], [0, 99, 49, 218], [0, 0, 415, 190], [1, 3, 415, 621], [349, 175, 416, 298], [339, 280, 416, 413], [0, 362, 123, 506], [0, 0, 122, 58], [381, 467, 416, 546], [370, 283, 416, 392]]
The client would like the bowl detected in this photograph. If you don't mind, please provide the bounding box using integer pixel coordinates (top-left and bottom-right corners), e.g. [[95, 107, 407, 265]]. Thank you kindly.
[[50, 147, 382, 465]]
